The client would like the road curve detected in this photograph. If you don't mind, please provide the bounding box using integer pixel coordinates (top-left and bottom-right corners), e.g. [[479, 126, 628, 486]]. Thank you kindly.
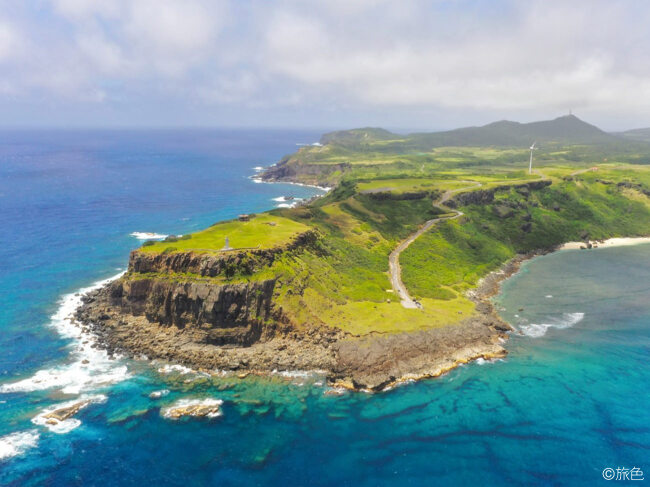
[[389, 182, 481, 309]]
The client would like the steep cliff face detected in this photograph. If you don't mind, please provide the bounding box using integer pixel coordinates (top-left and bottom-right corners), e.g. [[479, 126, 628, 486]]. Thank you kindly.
[[260, 159, 350, 184], [82, 231, 322, 347], [95, 277, 279, 346]]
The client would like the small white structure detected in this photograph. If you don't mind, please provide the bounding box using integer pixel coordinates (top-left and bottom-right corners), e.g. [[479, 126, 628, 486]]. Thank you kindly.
[[224, 236, 230, 250], [529, 141, 537, 174]]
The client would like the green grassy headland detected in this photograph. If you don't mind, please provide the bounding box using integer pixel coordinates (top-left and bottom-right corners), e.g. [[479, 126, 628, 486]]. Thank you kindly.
[[129, 115, 650, 336]]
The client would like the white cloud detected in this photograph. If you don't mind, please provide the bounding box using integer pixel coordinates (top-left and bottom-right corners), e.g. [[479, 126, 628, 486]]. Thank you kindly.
[[0, 19, 20, 62], [261, 0, 650, 117], [124, 0, 221, 76], [50, 0, 121, 20], [2, 0, 650, 127]]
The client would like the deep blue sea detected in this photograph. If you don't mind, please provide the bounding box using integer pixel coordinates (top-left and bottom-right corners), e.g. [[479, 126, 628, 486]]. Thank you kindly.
[[1, 130, 649, 486]]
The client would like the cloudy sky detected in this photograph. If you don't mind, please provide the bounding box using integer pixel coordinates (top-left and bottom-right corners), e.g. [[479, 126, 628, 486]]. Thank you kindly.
[[1, 0, 649, 130]]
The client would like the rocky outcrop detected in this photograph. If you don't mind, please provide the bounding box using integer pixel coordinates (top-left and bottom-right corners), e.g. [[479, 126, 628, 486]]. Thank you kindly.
[[76, 228, 325, 355], [446, 180, 552, 208], [331, 316, 508, 390], [261, 159, 350, 184]]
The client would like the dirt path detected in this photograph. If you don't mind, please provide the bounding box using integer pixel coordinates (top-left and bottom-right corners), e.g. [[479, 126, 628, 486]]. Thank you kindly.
[[569, 167, 597, 177], [389, 182, 481, 308]]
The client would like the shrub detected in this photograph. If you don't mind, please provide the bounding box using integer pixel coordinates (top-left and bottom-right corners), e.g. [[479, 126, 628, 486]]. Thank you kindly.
[[142, 240, 155, 247]]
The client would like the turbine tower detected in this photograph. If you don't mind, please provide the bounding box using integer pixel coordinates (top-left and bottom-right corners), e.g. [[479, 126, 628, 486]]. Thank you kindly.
[[528, 142, 537, 175]]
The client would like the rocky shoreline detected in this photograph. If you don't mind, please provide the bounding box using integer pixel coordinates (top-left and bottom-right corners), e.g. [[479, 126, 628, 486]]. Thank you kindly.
[[73, 247, 540, 392]]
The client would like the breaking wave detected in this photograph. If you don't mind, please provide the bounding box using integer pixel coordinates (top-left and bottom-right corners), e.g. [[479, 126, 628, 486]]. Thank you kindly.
[[519, 312, 585, 338], [0, 273, 130, 395], [0, 430, 39, 461], [130, 232, 167, 240]]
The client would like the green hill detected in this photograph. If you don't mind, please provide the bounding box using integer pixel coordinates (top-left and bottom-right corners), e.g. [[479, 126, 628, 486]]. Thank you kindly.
[[616, 127, 650, 143], [412, 114, 618, 147], [321, 115, 623, 151]]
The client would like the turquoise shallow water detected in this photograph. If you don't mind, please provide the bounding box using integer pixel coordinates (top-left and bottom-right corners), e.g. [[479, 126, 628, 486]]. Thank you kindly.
[[1, 131, 649, 486]]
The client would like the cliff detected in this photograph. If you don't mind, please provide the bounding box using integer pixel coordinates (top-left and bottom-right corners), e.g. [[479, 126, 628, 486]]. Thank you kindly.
[[76, 230, 321, 349], [104, 278, 278, 346], [261, 159, 350, 185]]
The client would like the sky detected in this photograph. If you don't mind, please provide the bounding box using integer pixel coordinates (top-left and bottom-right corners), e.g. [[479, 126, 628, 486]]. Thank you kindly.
[[1, 0, 650, 131]]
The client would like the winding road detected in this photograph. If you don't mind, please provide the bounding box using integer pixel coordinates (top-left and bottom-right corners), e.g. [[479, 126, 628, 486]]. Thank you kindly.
[[389, 182, 482, 309]]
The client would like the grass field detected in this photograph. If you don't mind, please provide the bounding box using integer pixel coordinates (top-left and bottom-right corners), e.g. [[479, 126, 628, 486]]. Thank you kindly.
[[357, 177, 472, 194], [141, 214, 310, 254]]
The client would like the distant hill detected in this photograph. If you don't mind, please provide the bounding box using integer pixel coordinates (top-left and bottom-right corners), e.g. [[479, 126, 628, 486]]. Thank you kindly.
[[319, 127, 395, 148], [616, 127, 650, 143], [320, 115, 629, 151]]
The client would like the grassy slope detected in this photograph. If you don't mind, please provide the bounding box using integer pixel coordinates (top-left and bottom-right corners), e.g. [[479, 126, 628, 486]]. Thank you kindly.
[[401, 172, 650, 300], [142, 214, 310, 254]]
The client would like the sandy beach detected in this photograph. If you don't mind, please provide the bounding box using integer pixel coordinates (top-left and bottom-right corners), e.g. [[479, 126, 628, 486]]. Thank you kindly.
[[560, 237, 650, 250]]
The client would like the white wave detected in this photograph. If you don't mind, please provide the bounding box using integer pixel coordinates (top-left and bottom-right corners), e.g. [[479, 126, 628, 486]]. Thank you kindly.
[[130, 232, 167, 240], [519, 312, 585, 338], [253, 166, 264, 172], [545, 295, 553, 298], [273, 196, 303, 203], [161, 398, 223, 419], [474, 357, 502, 365], [0, 272, 131, 395], [274, 370, 317, 379], [157, 364, 195, 375], [0, 430, 39, 461], [252, 176, 331, 193], [149, 389, 170, 399], [31, 394, 107, 434], [276, 203, 295, 208]]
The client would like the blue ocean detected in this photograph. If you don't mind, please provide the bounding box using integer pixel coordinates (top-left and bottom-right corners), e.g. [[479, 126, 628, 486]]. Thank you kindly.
[[1, 130, 648, 486]]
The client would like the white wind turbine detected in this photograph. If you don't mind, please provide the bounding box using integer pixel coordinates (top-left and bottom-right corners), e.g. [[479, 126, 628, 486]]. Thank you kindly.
[[528, 141, 537, 175]]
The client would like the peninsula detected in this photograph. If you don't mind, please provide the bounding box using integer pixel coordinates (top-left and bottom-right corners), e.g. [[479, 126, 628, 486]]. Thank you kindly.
[[77, 115, 650, 391]]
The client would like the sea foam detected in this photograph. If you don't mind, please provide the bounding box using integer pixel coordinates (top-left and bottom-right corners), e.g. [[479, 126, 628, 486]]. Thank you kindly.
[[519, 312, 585, 338], [130, 232, 167, 240], [0, 430, 39, 461], [157, 364, 195, 375], [0, 273, 131, 395]]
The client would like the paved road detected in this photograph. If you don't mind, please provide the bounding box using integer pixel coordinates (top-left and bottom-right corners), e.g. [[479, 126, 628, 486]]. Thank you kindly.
[[388, 182, 481, 309]]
